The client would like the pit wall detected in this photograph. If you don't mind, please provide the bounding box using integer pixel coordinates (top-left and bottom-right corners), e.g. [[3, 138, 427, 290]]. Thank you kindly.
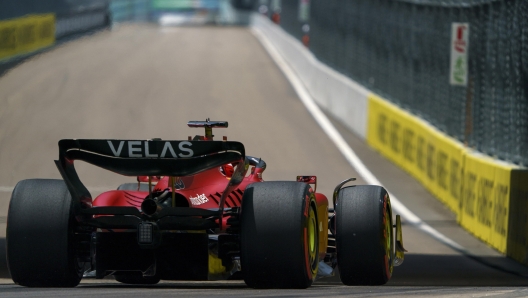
[[251, 14, 528, 265]]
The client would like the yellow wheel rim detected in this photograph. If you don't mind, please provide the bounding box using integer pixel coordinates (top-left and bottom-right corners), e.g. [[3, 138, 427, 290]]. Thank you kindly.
[[307, 206, 318, 275], [384, 203, 393, 277]]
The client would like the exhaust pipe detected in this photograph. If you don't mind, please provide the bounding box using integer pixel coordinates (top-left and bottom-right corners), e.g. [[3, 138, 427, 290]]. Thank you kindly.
[[141, 198, 161, 216]]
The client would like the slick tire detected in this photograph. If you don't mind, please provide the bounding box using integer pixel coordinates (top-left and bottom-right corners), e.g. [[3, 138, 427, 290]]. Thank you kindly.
[[114, 273, 160, 285], [117, 183, 150, 192], [240, 181, 319, 289], [7, 179, 84, 287], [336, 185, 393, 285]]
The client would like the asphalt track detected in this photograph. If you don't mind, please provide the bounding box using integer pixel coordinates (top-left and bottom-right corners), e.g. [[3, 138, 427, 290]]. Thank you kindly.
[[0, 24, 527, 297]]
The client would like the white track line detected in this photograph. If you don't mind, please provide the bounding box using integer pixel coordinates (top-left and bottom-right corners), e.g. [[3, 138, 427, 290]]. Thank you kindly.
[[0, 187, 13, 192], [251, 26, 470, 255]]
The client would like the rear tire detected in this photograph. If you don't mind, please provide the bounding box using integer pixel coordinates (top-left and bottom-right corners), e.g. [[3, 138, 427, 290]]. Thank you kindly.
[[7, 179, 84, 287], [240, 181, 319, 289], [336, 185, 393, 285], [114, 272, 160, 285]]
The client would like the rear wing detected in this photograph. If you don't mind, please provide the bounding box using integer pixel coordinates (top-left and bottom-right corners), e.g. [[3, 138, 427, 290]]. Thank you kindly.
[[55, 139, 245, 211]]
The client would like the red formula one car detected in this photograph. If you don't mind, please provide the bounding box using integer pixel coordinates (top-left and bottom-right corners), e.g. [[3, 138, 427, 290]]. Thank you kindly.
[[6, 120, 405, 288]]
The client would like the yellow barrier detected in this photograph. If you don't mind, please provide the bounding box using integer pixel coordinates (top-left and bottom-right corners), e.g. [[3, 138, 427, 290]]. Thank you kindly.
[[367, 94, 464, 213], [459, 154, 513, 252], [0, 14, 55, 61], [366, 93, 526, 262]]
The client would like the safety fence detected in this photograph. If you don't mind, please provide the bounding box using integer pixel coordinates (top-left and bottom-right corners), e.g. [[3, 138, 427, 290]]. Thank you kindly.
[[276, 0, 528, 167], [252, 5, 528, 266]]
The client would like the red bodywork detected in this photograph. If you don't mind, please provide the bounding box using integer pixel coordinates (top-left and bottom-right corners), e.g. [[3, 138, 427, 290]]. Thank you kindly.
[[93, 165, 262, 227], [93, 156, 329, 260], [94, 166, 261, 208]]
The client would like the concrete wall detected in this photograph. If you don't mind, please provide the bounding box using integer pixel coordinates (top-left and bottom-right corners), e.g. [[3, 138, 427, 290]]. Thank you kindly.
[[251, 14, 369, 140]]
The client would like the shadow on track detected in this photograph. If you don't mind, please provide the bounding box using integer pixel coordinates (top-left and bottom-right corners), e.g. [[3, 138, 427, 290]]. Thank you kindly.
[[385, 254, 528, 286], [1, 240, 527, 287]]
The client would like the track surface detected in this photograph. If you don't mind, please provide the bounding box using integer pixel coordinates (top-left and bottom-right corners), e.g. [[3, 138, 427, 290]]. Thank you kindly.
[[0, 24, 527, 297]]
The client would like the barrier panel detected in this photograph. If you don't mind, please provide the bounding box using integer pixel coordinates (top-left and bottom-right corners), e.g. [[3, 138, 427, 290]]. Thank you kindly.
[[367, 94, 465, 214], [367, 92, 527, 262], [0, 14, 55, 61], [459, 153, 513, 253]]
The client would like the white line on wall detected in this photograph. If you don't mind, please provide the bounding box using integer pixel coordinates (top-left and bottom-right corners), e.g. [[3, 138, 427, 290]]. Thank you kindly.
[[0, 187, 13, 193]]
